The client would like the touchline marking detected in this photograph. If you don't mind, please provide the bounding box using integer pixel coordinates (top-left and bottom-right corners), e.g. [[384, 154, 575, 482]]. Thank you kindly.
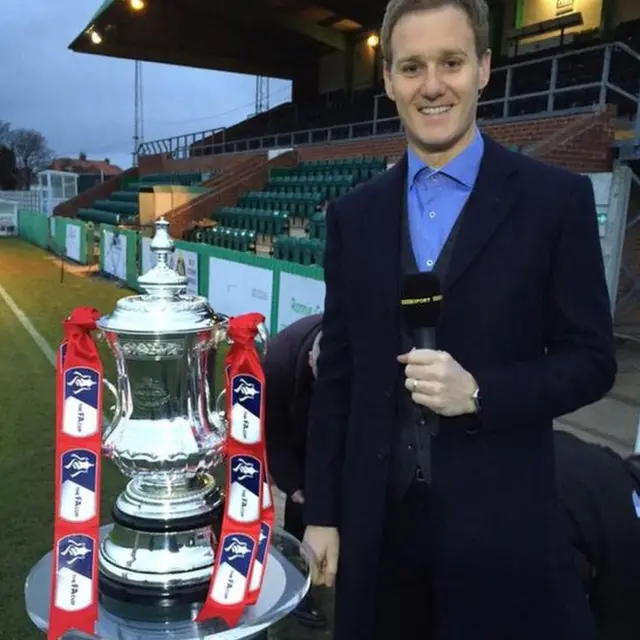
[[0, 283, 117, 425], [0, 284, 56, 367]]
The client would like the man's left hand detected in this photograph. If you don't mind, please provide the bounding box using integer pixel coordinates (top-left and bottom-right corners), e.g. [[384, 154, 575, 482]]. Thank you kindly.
[[291, 489, 305, 504], [397, 349, 478, 417]]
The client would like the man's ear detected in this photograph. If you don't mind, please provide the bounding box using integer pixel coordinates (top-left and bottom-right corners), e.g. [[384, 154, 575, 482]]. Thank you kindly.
[[383, 64, 395, 103]]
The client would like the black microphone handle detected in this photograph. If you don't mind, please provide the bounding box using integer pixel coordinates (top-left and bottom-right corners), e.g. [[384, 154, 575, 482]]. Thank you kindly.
[[411, 327, 440, 434], [414, 327, 434, 351]]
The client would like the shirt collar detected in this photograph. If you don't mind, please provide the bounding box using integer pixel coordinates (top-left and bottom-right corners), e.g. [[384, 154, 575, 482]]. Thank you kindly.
[[407, 127, 484, 189]]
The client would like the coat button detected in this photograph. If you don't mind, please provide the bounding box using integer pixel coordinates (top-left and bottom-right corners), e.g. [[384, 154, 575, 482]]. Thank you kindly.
[[376, 451, 388, 461], [384, 388, 392, 398]]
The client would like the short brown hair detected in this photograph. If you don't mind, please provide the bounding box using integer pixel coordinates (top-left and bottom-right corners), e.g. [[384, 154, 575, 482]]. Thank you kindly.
[[381, 0, 490, 66]]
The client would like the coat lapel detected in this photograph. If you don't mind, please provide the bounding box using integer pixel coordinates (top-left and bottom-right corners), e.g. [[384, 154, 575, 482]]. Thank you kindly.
[[444, 136, 520, 292], [364, 155, 406, 325]]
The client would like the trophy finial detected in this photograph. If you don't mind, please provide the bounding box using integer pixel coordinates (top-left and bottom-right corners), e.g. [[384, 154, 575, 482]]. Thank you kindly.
[[150, 218, 174, 260], [137, 217, 187, 297]]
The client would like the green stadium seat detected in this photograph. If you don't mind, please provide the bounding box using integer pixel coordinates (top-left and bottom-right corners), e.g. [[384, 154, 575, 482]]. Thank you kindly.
[[110, 191, 139, 203], [77, 209, 132, 226], [93, 200, 138, 216]]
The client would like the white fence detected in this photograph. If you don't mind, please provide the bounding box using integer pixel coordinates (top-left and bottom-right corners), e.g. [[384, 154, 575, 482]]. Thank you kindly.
[[0, 200, 18, 236], [0, 170, 78, 217]]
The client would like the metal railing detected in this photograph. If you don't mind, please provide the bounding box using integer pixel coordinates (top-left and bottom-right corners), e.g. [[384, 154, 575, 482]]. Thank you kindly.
[[138, 40, 640, 159]]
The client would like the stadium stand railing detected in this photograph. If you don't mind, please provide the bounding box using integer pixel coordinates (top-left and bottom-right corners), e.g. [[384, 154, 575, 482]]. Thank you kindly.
[[137, 41, 640, 160]]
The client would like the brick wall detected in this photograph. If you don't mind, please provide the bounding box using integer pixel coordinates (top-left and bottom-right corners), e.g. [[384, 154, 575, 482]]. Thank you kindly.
[[296, 110, 616, 173], [167, 151, 299, 238], [135, 110, 616, 184], [53, 167, 139, 219], [137, 150, 267, 176], [526, 107, 616, 173]]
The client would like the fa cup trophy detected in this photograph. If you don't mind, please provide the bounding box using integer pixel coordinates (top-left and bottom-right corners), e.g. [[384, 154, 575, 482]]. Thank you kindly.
[[97, 219, 233, 610], [24, 218, 311, 640]]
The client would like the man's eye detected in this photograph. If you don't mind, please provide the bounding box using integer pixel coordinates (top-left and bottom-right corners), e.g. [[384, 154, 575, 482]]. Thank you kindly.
[[401, 64, 419, 75], [444, 59, 462, 70]]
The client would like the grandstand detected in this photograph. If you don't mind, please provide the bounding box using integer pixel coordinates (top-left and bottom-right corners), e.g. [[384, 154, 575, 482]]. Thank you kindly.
[[48, 0, 640, 327]]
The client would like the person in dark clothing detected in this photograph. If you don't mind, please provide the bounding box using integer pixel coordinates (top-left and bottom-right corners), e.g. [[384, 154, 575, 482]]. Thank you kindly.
[[555, 429, 640, 640], [264, 316, 640, 639], [263, 313, 326, 629]]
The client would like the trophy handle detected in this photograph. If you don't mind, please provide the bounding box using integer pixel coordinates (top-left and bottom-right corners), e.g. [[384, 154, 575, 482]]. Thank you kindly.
[[214, 389, 227, 428], [256, 321, 269, 356], [102, 378, 121, 439]]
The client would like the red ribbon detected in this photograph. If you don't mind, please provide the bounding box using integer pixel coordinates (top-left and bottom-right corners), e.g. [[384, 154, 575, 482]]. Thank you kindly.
[[48, 307, 103, 639], [197, 312, 274, 627]]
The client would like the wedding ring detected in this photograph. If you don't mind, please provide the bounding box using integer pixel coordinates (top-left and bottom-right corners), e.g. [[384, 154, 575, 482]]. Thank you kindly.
[[412, 379, 418, 392]]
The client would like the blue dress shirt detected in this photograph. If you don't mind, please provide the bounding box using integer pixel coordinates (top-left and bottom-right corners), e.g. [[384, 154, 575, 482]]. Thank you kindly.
[[407, 129, 485, 272]]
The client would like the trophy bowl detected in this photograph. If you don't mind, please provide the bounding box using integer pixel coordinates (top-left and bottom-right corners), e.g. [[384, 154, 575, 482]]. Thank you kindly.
[[94, 218, 234, 613]]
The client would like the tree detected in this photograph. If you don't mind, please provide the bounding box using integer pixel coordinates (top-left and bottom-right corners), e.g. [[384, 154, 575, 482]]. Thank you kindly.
[[0, 120, 11, 147], [0, 121, 16, 189], [10, 128, 54, 188], [0, 146, 17, 190]]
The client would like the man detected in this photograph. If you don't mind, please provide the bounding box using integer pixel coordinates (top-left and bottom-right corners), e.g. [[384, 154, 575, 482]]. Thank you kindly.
[[302, 0, 617, 639], [555, 430, 640, 640], [262, 313, 326, 629]]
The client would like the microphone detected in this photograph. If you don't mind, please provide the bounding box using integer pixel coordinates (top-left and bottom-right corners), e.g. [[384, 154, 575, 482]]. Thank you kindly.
[[400, 272, 443, 343], [400, 273, 443, 433]]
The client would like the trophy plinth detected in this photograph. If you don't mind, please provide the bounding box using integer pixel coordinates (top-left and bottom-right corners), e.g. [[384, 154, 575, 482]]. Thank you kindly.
[[94, 218, 229, 613]]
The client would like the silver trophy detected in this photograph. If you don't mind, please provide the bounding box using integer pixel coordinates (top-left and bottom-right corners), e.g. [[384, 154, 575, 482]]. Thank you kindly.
[[95, 218, 248, 612], [24, 217, 314, 638]]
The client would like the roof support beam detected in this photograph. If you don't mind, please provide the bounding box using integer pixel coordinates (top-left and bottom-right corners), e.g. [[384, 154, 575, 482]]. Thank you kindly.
[[249, 0, 347, 51]]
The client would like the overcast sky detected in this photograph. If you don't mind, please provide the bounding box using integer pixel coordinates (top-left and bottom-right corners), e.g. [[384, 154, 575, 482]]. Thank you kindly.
[[0, 0, 292, 170]]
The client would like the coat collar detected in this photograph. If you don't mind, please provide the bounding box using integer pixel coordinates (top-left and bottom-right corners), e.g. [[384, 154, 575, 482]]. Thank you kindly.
[[407, 126, 485, 190]]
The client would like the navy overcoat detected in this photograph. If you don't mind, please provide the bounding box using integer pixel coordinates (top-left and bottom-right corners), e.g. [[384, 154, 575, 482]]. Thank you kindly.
[[304, 136, 617, 640]]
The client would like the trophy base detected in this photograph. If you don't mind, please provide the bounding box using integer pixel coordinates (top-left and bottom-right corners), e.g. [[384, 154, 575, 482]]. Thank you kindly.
[[25, 524, 312, 639], [99, 572, 210, 622], [98, 481, 224, 614]]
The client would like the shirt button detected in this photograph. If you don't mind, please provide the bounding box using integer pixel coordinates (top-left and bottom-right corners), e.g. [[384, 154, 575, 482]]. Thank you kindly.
[[426, 259, 434, 267], [429, 211, 436, 219], [408, 444, 415, 451]]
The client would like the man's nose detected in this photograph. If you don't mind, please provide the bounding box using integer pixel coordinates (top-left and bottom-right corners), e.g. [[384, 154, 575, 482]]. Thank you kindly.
[[419, 67, 446, 99]]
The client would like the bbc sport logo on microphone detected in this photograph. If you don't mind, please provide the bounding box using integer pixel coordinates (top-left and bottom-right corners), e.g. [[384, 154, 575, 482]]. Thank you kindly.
[[400, 294, 443, 306]]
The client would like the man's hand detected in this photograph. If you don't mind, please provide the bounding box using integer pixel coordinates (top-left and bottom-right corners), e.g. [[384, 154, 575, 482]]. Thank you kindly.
[[290, 489, 305, 504], [303, 526, 340, 588], [397, 348, 478, 416]]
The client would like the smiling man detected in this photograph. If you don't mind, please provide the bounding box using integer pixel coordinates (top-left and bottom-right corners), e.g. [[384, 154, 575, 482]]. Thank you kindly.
[[302, 1, 617, 639]]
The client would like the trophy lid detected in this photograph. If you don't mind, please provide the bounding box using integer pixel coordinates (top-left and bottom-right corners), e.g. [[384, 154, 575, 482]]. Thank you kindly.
[[96, 218, 218, 335]]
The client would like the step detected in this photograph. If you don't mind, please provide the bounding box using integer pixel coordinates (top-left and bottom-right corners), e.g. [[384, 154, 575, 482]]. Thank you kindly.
[[93, 200, 138, 215], [110, 191, 139, 203], [77, 209, 137, 225]]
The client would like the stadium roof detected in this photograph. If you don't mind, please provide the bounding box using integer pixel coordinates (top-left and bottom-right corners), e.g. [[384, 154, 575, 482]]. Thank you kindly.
[[69, 0, 390, 79]]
